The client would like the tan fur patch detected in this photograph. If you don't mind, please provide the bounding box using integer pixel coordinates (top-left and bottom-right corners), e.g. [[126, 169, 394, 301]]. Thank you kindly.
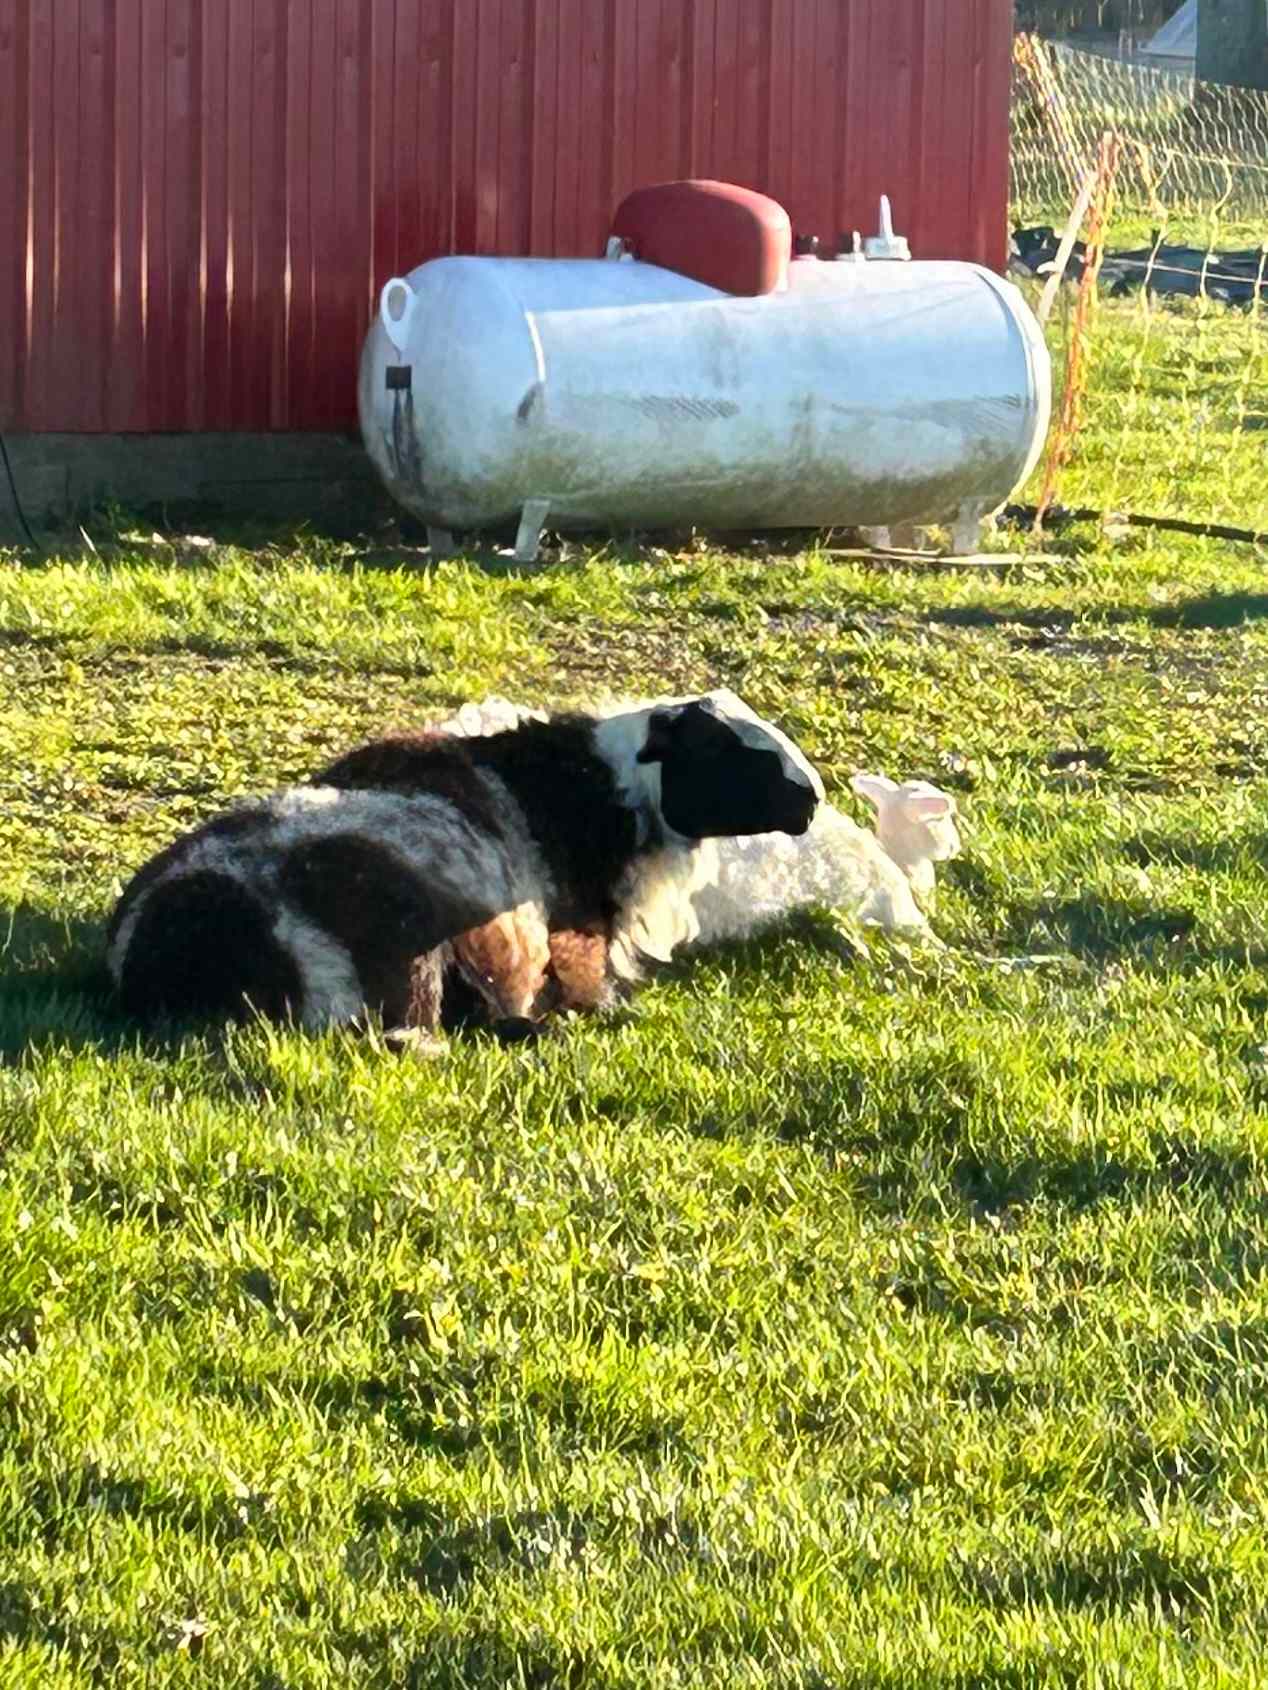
[[449, 904, 552, 1021], [406, 948, 448, 1032], [547, 928, 612, 1011]]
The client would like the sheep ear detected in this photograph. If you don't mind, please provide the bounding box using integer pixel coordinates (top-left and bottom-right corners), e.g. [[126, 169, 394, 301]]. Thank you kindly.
[[635, 705, 685, 764], [904, 792, 954, 821], [850, 773, 898, 808], [635, 699, 725, 764]]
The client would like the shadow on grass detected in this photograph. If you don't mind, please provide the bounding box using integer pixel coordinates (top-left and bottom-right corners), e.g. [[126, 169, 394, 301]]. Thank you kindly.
[[1007, 888, 1268, 977], [14, 505, 848, 581], [7, 511, 373, 567], [0, 1577, 125, 1676], [1147, 591, 1268, 629], [0, 622, 444, 677], [1123, 828, 1268, 876], [949, 1132, 1254, 1218], [1013, 892, 1199, 960], [957, 1537, 1234, 1620], [0, 897, 646, 1070], [189, 1358, 499, 1465], [696, 878, 1259, 989], [0, 903, 131, 1064], [767, 1048, 1254, 1226], [1, 1457, 283, 1560], [698, 912, 872, 976], [349, 1496, 598, 1597], [331, 1621, 600, 1690], [6, 517, 650, 592], [0, 900, 273, 1069], [924, 589, 1268, 636], [923, 604, 1087, 632], [7, 508, 452, 572]]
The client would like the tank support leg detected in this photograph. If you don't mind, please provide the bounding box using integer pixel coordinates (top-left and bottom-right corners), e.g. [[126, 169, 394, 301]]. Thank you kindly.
[[889, 523, 922, 552], [514, 499, 552, 564], [948, 499, 997, 556], [427, 527, 457, 559]]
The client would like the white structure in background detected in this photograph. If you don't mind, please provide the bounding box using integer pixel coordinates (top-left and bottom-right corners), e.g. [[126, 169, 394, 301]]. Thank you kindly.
[[1140, 0, 1197, 70]]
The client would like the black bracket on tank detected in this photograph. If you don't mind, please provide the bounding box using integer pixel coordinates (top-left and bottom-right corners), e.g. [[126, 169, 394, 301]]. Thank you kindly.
[[386, 379, 424, 491]]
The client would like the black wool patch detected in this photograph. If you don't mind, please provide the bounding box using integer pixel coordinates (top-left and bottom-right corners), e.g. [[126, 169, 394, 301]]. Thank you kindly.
[[106, 806, 268, 950], [312, 735, 507, 842], [312, 716, 645, 932], [464, 716, 643, 928], [117, 869, 303, 1026], [278, 834, 490, 1026]]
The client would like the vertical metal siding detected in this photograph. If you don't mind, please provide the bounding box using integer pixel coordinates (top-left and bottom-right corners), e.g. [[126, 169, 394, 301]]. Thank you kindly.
[[0, 0, 1014, 433]]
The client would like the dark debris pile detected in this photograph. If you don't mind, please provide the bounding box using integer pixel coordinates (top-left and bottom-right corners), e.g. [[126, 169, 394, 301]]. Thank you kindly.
[[1010, 225, 1268, 306]]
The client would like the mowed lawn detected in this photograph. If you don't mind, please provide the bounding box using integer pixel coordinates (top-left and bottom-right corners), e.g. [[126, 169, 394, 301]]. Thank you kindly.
[[5, 313, 1268, 1684]]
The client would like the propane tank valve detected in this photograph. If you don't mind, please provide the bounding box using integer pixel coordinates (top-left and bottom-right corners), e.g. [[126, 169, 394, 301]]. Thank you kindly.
[[835, 230, 867, 264], [863, 196, 911, 262]]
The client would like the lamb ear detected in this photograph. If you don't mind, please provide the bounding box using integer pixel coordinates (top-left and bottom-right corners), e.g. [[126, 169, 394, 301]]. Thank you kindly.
[[850, 773, 898, 809], [903, 791, 954, 821]]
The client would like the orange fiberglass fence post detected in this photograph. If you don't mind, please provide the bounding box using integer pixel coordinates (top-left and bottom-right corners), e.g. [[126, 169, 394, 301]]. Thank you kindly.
[[1033, 130, 1122, 533]]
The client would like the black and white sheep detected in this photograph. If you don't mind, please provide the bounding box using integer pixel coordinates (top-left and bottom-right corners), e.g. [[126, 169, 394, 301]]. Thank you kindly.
[[443, 698, 962, 944], [106, 692, 823, 1034]]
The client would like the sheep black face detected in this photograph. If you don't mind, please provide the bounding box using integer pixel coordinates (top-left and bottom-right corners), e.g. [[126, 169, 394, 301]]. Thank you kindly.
[[636, 698, 821, 840]]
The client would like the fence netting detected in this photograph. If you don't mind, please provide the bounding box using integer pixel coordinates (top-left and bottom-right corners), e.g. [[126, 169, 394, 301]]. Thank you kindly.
[[1010, 34, 1268, 540]]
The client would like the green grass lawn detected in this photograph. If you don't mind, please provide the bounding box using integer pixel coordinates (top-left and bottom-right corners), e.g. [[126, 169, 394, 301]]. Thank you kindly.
[[1012, 265, 1268, 535], [6, 325, 1268, 1684]]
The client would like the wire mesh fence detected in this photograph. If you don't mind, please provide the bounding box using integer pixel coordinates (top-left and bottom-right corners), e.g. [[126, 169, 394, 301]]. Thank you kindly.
[[1013, 34, 1268, 228], [1010, 34, 1268, 540]]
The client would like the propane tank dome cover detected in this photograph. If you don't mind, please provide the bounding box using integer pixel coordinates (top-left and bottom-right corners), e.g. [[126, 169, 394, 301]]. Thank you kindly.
[[610, 180, 792, 297]]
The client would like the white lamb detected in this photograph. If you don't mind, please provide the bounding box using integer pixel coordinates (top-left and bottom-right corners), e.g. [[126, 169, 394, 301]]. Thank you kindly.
[[685, 774, 959, 946], [848, 773, 963, 909]]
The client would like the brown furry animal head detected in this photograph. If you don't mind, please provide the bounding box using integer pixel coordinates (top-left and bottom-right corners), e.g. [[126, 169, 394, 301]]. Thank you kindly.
[[447, 904, 552, 1022]]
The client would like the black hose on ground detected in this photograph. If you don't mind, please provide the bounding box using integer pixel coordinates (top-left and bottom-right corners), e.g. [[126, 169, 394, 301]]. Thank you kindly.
[[1004, 503, 1268, 548]]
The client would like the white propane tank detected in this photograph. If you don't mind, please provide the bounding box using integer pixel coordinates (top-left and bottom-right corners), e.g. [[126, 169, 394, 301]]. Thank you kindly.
[[359, 200, 1050, 551]]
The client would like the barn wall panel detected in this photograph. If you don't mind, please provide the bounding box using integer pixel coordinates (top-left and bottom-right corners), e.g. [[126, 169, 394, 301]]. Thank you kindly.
[[1, 0, 1013, 432]]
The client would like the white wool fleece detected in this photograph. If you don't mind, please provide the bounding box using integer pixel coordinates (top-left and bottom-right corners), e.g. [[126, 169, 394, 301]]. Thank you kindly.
[[690, 806, 929, 942]]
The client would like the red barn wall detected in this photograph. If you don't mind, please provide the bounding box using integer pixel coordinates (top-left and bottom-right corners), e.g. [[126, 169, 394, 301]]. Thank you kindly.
[[0, 0, 1013, 434]]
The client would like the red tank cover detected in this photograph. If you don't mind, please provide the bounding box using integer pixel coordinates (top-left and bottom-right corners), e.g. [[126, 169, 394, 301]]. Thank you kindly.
[[609, 180, 792, 297]]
